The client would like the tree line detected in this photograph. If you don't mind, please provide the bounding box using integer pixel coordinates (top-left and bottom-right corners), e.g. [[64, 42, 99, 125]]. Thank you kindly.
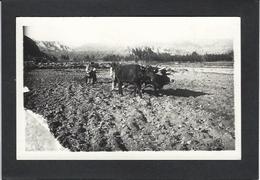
[[26, 46, 234, 63], [101, 47, 234, 62]]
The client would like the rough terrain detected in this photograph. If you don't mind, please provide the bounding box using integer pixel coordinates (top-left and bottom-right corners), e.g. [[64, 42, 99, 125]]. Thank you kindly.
[[24, 63, 235, 151]]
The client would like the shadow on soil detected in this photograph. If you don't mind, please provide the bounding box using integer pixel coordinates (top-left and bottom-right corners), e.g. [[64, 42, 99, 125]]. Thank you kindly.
[[144, 88, 208, 97]]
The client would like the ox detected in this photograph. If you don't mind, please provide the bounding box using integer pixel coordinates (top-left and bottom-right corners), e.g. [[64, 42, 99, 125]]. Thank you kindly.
[[144, 66, 171, 95], [111, 63, 147, 97]]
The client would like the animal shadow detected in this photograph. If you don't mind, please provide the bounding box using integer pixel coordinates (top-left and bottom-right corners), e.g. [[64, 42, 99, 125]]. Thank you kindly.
[[144, 88, 208, 97]]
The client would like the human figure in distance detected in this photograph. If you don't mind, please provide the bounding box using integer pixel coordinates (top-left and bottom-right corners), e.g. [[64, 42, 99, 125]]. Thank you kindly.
[[85, 62, 97, 85]]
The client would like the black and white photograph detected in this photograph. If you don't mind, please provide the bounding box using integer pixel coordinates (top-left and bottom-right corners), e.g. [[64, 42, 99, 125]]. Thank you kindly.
[[16, 17, 241, 160]]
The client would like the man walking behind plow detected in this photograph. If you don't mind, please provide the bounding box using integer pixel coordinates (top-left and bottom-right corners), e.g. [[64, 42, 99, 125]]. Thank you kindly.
[[85, 62, 97, 85]]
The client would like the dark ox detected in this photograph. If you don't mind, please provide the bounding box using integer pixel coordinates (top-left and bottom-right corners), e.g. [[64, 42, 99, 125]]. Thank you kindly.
[[144, 66, 171, 95], [111, 63, 146, 97], [111, 63, 171, 97]]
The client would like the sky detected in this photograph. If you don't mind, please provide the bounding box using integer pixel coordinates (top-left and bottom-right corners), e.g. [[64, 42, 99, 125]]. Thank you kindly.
[[22, 17, 240, 48]]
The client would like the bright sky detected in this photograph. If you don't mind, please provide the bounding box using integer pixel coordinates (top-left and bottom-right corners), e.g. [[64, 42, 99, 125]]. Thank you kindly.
[[22, 17, 240, 47]]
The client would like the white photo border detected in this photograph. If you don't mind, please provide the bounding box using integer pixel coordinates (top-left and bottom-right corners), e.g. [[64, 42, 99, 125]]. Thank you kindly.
[[16, 17, 241, 160]]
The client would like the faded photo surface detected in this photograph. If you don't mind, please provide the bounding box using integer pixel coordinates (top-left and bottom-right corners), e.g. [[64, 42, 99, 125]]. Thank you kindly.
[[17, 17, 241, 160]]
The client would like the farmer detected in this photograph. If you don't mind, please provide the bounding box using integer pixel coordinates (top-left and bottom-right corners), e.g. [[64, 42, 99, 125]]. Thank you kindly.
[[85, 62, 97, 84]]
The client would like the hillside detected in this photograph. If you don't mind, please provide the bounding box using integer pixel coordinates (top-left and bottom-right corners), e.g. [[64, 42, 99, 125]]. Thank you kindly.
[[24, 35, 44, 59], [24, 36, 233, 63], [75, 39, 233, 56], [23, 35, 57, 63], [36, 41, 72, 54]]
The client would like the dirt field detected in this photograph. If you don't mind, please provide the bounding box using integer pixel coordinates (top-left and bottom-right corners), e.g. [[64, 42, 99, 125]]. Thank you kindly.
[[24, 63, 235, 151]]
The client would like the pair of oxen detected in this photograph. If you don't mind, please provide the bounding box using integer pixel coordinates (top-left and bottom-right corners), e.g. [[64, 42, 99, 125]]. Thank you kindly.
[[110, 63, 171, 97]]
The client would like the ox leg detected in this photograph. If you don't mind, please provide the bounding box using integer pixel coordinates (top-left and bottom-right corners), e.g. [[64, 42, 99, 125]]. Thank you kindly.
[[118, 82, 123, 95], [133, 84, 137, 97], [154, 85, 158, 96], [137, 83, 142, 98]]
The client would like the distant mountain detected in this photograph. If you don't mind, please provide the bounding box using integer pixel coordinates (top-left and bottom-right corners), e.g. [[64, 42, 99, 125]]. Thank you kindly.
[[36, 40, 72, 55], [24, 36, 44, 58], [74, 39, 233, 56], [24, 36, 233, 64], [161, 40, 233, 55], [23, 36, 57, 62], [75, 43, 129, 55]]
